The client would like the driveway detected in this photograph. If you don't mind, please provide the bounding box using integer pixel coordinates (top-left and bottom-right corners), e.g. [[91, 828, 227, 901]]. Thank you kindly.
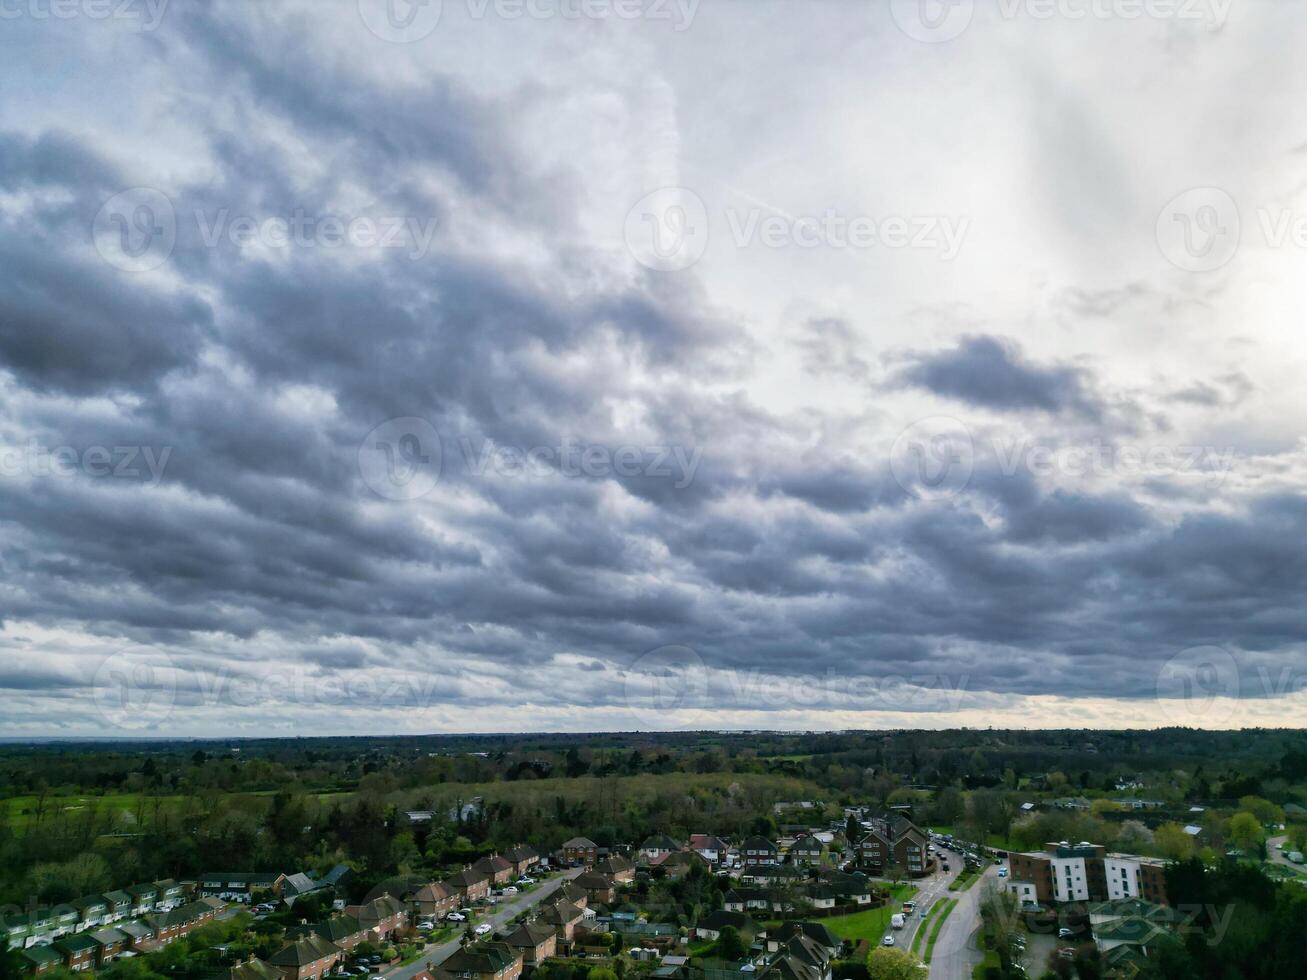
[[386, 868, 584, 980], [927, 863, 998, 980]]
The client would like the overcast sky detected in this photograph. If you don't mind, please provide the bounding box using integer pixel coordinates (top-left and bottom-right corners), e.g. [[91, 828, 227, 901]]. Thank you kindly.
[[2, 0, 1306, 737]]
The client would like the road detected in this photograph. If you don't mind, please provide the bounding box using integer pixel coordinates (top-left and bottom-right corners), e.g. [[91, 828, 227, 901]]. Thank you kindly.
[[926, 861, 998, 980], [1267, 835, 1298, 870], [386, 868, 584, 980], [895, 846, 963, 953]]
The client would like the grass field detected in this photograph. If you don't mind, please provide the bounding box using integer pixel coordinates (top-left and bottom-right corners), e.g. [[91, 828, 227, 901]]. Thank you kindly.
[[2, 790, 352, 832], [824, 885, 917, 942], [923, 898, 958, 964]]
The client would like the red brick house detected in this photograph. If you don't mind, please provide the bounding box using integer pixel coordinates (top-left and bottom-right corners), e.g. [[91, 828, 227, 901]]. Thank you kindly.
[[447, 869, 491, 904], [561, 837, 598, 867], [89, 927, 129, 966], [309, 915, 367, 952], [410, 882, 459, 920], [346, 895, 408, 942], [471, 854, 515, 886], [502, 921, 557, 964], [573, 872, 616, 905], [538, 899, 584, 942], [502, 846, 540, 878], [268, 934, 343, 980], [222, 958, 284, 980], [594, 855, 634, 883], [53, 934, 98, 972], [435, 941, 523, 980]]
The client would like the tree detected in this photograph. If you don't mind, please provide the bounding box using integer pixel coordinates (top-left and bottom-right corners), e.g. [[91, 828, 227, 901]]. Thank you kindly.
[[1153, 823, 1195, 861], [1229, 811, 1263, 853], [865, 947, 925, 980], [716, 926, 748, 961]]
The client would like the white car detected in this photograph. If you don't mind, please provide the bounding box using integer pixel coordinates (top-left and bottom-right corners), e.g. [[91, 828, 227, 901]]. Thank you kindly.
[[882, 936, 895, 947], [998, 868, 1008, 877], [447, 912, 466, 922], [475, 923, 493, 936], [417, 920, 435, 931], [502, 887, 518, 896], [517, 876, 535, 885], [1058, 928, 1073, 939]]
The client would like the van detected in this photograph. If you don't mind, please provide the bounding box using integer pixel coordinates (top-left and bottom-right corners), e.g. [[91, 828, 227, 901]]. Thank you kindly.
[[890, 914, 905, 930]]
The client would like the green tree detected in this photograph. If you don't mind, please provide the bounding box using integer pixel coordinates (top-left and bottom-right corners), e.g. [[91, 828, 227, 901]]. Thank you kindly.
[[1229, 811, 1263, 852], [865, 946, 924, 980], [716, 926, 748, 961]]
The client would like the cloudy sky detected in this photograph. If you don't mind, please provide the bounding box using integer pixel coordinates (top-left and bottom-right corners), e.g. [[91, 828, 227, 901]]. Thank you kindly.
[[2, 0, 1306, 737]]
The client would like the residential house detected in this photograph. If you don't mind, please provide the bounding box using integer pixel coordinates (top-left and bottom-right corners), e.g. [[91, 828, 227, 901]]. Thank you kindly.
[[102, 891, 133, 923], [502, 921, 557, 964], [268, 934, 343, 980], [561, 837, 598, 867], [594, 855, 634, 883], [804, 885, 835, 910], [689, 835, 729, 865], [280, 873, 327, 906], [127, 884, 158, 916], [89, 928, 129, 966], [117, 921, 156, 950], [145, 899, 222, 946], [199, 873, 285, 903], [652, 850, 709, 879], [573, 872, 617, 905], [472, 854, 515, 886], [638, 835, 680, 864], [817, 870, 872, 906], [309, 915, 368, 953], [558, 881, 589, 909], [18, 946, 64, 976], [502, 845, 540, 878], [222, 958, 285, 980], [49, 905, 79, 940], [694, 910, 755, 942], [72, 896, 109, 931], [740, 836, 779, 867], [154, 879, 186, 910], [768, 922, 841, 960], [348, 895, 408, 941], [435, 941, 523, 980], [539, 898, 585, 942], [448, 868, 491, 904], [723, 888, 773, 914], [53, 934, 99, 972], [410, 882, 459, 920], [857, 815, 929, 878], [788, 835, 824, 867]]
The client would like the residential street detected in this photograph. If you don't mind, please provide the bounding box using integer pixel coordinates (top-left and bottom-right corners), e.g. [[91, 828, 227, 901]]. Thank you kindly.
[[385, 868, 585, 980], [896, 846, 963, 951], [927, 863, 998, 980]]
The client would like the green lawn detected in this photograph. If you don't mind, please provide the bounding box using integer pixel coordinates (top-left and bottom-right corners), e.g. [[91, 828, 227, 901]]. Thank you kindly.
[[824, 886, 917, 942], [923, 899, 958, 964]]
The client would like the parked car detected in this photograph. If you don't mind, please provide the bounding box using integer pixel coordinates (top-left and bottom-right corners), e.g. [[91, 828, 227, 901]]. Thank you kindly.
[[517, 876, 536, 884], [1058, 928, 1074, 939], [447, 912, 466, 922], [998, 868, 1008, 877], [1057, 948, 1075, 960], [475, 923, 492, 935], [502, 886, 518, 895], [417, 919, 435, 931]]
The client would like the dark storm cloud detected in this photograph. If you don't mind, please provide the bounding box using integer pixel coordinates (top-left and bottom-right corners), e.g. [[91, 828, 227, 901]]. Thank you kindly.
[[889, 335, 1105, 419], [2, 4, 1306, 732]]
